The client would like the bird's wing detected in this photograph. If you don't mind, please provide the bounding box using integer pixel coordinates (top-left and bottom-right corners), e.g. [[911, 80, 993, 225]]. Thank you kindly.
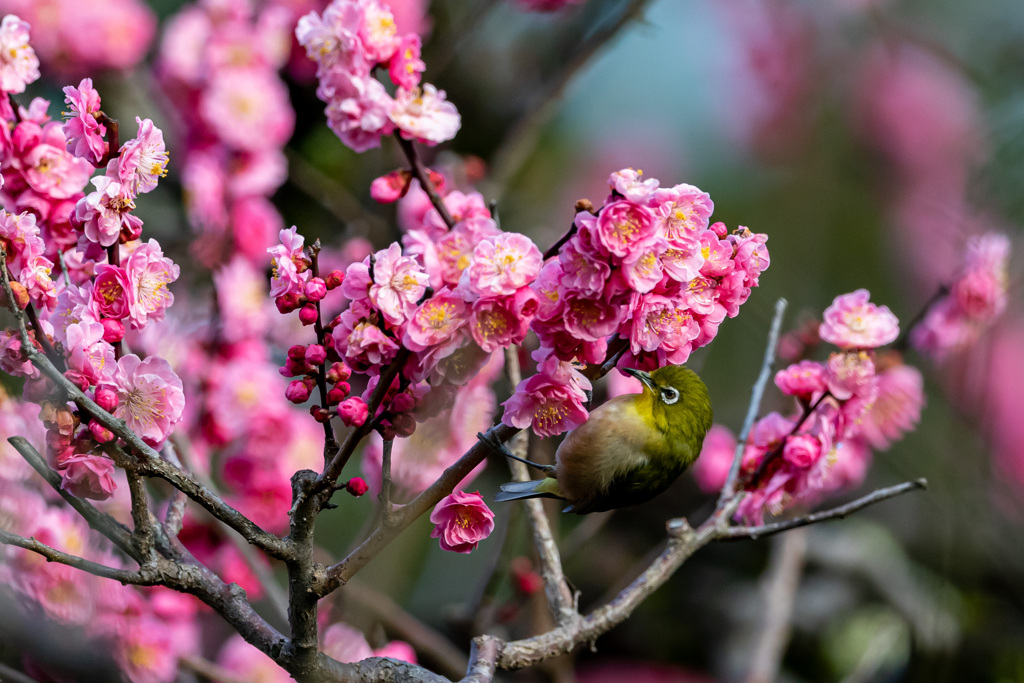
[[555, 396, 658, 506]]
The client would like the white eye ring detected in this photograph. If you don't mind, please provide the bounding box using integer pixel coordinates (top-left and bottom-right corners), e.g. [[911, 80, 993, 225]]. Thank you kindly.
[[661, 387, 679, 405]]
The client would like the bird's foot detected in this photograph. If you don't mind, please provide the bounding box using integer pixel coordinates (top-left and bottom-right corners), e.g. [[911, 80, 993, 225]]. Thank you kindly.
[[477, 431, 557, 476]]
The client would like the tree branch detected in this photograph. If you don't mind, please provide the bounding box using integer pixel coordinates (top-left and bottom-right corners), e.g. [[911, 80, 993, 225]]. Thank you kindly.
[[719, 479, 928, 541], [719, 297, 787, 505], [7, 436, 138, 561], [0, 528, 153, 585], [395, 133, 456, 229], [504, 346, 577, 626]]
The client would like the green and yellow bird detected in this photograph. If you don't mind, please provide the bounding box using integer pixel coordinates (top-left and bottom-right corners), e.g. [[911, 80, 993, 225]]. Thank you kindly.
[[495, 365, 713, 514]]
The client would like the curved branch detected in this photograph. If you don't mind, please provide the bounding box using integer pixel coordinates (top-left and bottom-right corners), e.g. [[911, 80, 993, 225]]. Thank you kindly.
[[0, 528, 153, 585], [719, 479, 928, 541]]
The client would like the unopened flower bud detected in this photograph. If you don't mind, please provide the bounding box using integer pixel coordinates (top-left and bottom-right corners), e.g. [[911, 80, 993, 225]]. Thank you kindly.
[[305, 344, 326, 366], [377, 421, 396, 440], [325, 270, 344, 290], [391, 413, 416, 437], [279, 356, 309, 378], [710, 221, 728, 238], [100, 318, 125, 343], [288, 344, 307, 361], [120, 221, 143, 243], [338, 397, 369, 427], [390, 393, 415, 414], [285, 378, 314, 404], [298, 303, 318, 326], [7, 280, 29, 309], [276, 292, 301, 314], [345, 476, 369, 497], [89, 420, 115, 444], [309, 405, 332, 423], [93, 385, 119, 412], [326, 362, 352, 384], [326, 386, 348, 405], [63, 370, 91, 392], [305, 278, 327, 303]]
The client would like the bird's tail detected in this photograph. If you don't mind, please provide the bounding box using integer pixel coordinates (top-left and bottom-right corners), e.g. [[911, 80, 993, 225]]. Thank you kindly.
[[494, 477, 563, 502]]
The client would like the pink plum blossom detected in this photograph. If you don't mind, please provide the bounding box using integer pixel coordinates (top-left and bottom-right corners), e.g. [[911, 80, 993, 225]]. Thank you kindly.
[[64, 321, 115, 386], [62, 78, 106, 164], [199, 68, 295, 152], [115, 117, 169, 196], [502, 371, 591, 438], [369, 242, 429, 325], [74, 175, 140, 247], [92, 265, 132, 319], [403, 288, 470, 352], [774, 359, 826, 400], [462, 232, 543, 298], [324, 73, 396, 152], [125, 240, 179, 329], [388, 34, 425, 90], [112, 355, 185, 447], [858, 363, 925, 450], [593, 200, 657, 257], [609, 167, 659, 202], [59, 453, 117, 500], [391, 84, 461, 145], [11, 120, 93, 199], [0, 15, 39, 94], [819, 289, 900, 349], [824, 351, 876, 401], [429, 490, 495, 553], [650, 184, 713, 247], [693, 424, 738, 493]]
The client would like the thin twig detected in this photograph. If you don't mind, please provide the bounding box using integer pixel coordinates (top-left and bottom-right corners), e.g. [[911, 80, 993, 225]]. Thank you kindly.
[[719, 298, 787, 505], [283, 146, 389, 236], [309, 241, 339, 455], [719, 479, 928, 541], [504, 346, 577, 626], [0, 661, 37, 683], [8, 437, 137, 560], [0, 528, 151, 585], [395, 133, 456, 229], [380, 438, 395, 524], [178, 655, 250, 683]]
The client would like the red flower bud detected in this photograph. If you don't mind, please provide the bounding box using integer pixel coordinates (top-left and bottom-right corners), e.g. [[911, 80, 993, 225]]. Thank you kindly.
[[710, 221, 728, 238], [7, 281, 29, 309], [345, 477, 369, 497], [326, 386, 348, 405], [89, 420, 115, 444], [288, 344, 307, 361], [298, 303, 318, 326], [63, 370, 91, 392], [390, 393, 415, 414], [326, 362, 352, 384], [285, 378, 315, 404], [100, 318, 125, 343], [304, 344, 326, 366], [391, 413, 416, 438], [310, 406, 333, 423], [276, 292, 301, 314], [338, 397, 369, 427], [93, 385, 119, 412], [305, 277, 327, 302], [325, 270, 344, 290]]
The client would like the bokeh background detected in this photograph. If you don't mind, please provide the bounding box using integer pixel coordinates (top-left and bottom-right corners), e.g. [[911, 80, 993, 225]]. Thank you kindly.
[[1, 0, 1023, 681]]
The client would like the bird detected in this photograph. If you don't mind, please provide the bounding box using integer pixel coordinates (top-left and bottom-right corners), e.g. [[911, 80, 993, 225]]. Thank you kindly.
[[492, 365, 713, 514]]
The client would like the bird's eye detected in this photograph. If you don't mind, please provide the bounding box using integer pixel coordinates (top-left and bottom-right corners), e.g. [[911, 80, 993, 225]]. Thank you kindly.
[[660, 387, 680, 405]]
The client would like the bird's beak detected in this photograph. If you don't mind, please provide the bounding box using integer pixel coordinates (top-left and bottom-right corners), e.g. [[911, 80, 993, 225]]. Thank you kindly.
[[624, 368, 656, 392]]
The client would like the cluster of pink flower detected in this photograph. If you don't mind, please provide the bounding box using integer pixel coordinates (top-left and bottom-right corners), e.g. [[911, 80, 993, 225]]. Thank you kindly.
[[502, 168, 770, 438], [694, 289, 925, 524], [910, 232, 1011, 359], [296, 0, 460, 152], [156, 0, 297, 267], [0, 21, 182, 504], [0, 0, 155, 74]]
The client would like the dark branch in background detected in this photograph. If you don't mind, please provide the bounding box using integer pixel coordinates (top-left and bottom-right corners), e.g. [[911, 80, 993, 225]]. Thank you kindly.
[[893, 284, 949, 352], [720, 298, 787, 505], [486, 0, 656, 197], [503, 346, 578, 626], [0, 528, 153, 585], [395, 133, 456, 229], [745, 529, 808, 683]]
